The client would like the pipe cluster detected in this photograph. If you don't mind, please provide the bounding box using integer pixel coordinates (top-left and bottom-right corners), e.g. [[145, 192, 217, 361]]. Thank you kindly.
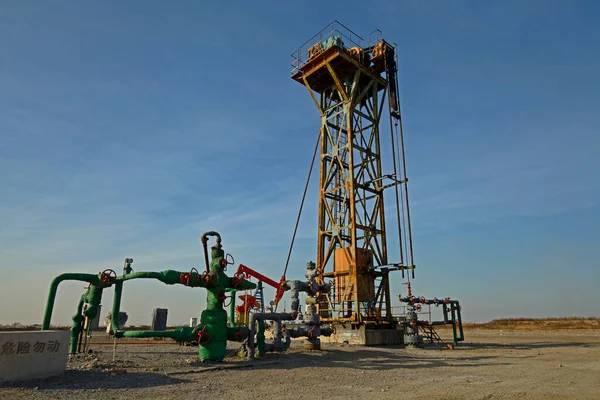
[[397, 294, 464, 347], [245, 261, 334, 359], [41, 232, 256, 362], [247, 312, 294, 359]]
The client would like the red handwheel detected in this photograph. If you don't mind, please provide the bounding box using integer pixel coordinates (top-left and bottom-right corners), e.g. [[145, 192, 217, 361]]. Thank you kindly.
[[197, 326, 211, 344], [100, 269, 117, 285]]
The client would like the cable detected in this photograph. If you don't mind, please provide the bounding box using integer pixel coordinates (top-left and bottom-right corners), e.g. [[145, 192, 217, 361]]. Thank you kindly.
[[386, 43, 415, 281], [393, 49, 415, 279], [275, 131, 321, 313], [385, 45, 405, 277], [395, 119, 410, 282]]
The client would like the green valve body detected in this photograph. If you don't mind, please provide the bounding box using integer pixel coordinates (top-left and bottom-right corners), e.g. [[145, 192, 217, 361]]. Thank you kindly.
[[198, 246, 255, 362], [69, 284, 105, 353]]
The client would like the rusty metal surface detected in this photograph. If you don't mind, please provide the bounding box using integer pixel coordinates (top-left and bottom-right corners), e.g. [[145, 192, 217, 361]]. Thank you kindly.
[[291, 45, 386, 94], [303, 56, 389, 324], [291, 20, 364, 76], [292, 23, 416, 328]]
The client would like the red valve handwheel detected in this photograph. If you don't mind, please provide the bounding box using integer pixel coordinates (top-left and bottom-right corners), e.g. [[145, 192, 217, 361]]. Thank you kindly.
[[100, 269, 117, 285]]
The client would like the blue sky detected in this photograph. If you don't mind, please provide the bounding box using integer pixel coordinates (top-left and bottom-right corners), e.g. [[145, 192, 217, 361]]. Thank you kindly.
[[1, 1, 599, 325]]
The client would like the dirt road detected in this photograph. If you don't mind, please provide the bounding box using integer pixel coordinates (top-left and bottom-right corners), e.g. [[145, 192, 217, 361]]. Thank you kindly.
[[1, 329, 599, 399]]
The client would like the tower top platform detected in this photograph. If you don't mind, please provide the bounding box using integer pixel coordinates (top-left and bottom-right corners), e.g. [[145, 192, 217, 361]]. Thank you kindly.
[[290, 21, 389, 94]]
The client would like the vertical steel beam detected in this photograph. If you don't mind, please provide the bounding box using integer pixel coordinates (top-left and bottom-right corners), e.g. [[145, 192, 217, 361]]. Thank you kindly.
[[310, 57, 388, 324]]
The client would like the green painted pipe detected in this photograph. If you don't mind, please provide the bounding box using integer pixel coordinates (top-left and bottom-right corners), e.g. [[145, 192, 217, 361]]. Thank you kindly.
[[227, 288, 236, 327], [110, 259, 133, 333], [120, 270, 184, 285], [42, 273, 103, 330], [70, 297, 85, 353], [110, 280, 124, 335], [257, 320, 266, 357], [82, 285, 103, 321], [451, 307, 458, 346], [69, 285, 105, 353], [121, 325, 201, 342], [110, 269, 208, 335]]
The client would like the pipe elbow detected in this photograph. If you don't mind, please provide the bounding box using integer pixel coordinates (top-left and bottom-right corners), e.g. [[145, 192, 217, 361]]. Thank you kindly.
[[320, 327, 334, 337], [201, 231, 222, 243]]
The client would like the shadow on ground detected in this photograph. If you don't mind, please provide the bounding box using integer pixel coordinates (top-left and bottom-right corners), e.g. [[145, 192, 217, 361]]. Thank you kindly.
[[6, 339, 595, 389], [177, 346, 513, 373], [206, 338, 598, 372], [0, 370, 189, 390]]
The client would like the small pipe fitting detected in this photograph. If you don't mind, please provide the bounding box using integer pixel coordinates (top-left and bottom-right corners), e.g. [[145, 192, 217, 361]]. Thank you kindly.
[[201, 231, 222, 273]]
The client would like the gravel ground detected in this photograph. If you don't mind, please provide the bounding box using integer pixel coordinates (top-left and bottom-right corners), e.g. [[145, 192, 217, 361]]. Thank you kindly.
[[1, 329, 599, 399]]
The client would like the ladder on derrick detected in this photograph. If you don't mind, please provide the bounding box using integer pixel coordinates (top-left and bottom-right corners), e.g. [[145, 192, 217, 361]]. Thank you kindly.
[[420, 324, 444, 344], [253, 281, 265, 313]]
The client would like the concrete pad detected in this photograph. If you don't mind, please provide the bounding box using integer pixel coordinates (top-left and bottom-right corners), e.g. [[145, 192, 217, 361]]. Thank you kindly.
[[364, 327, 404, 345], [0, 330, 69, 382], [323, 324, 404, 345]]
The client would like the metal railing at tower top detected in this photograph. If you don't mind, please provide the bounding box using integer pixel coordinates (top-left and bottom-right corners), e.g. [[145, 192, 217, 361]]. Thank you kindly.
[[291, 20, 364, 75]]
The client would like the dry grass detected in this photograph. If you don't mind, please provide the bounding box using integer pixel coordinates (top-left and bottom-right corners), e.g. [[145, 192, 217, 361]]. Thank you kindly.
[[460, 317, 600, 330]]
